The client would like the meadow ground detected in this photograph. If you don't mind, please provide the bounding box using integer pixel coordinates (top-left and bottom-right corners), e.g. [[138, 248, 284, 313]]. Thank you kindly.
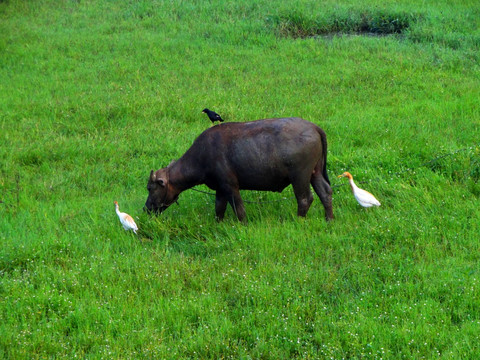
[[1, 0, 480, 358]]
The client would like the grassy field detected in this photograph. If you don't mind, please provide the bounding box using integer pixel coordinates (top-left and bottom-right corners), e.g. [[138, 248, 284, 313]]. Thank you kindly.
[[1, 0, 480, 358]]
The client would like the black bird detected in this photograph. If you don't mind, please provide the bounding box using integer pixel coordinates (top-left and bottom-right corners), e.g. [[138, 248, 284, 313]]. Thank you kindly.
[[202, 108, 224, 125]]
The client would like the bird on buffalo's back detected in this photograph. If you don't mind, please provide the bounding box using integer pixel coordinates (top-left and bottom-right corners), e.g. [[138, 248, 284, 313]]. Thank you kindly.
[[202, 108, 224, 125], [337, 172, 381, 208], [114, 201, 139, 234]]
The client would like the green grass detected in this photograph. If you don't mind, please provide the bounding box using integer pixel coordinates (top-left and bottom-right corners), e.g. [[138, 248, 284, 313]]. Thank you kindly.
[[1, 0, 480, 358]]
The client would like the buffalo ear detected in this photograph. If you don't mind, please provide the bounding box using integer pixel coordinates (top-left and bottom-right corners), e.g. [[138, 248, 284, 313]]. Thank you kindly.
[[158, 177, 167, 187], [150, 170, 156, 182]]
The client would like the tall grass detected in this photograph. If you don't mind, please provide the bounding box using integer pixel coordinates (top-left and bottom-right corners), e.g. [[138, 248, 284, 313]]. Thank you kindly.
[[1, 0, 480, 358]]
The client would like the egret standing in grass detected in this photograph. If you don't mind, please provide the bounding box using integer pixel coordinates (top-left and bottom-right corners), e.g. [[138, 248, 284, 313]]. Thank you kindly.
[[114, 201, 138, 234], [337, 172, 381, 208]]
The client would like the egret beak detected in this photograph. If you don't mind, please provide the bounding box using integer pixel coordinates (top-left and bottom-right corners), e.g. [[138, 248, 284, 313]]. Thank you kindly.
[[337, 174, 345, 178]]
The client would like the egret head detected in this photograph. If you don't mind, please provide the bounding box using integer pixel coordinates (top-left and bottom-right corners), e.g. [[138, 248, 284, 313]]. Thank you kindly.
[[337, 172, 353, 180]]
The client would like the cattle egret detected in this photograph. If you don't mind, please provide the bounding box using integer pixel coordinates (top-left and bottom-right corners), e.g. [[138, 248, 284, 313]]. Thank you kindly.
[[202, 108, 224, 125], [114, 201, 138, 234], [337, 172, 381, 208]]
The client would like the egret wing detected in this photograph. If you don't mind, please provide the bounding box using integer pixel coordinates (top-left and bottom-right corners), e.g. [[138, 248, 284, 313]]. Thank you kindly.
[[354, 188, 381, 207]]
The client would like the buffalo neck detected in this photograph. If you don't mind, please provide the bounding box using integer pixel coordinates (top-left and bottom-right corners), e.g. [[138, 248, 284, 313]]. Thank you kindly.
[[168, 154, 204, 192]]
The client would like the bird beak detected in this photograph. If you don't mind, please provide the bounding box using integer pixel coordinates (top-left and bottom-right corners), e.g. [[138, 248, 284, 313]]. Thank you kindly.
[[337, 174, 344, 178]]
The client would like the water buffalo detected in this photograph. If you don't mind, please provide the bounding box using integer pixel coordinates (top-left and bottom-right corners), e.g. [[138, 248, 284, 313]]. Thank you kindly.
[[145, 117, 334, 222]]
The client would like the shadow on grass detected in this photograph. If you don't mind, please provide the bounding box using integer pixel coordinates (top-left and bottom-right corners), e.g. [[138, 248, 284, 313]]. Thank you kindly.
[[272, 9, 420, 39], [137, 213, 238, 258]]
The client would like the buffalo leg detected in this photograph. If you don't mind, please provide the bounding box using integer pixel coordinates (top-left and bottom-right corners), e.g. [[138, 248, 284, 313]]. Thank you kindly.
[[291, 177, 314, 217], [215, 193, 229, 221], [227, 190, 247, 223], [311, 172, 334, 221]]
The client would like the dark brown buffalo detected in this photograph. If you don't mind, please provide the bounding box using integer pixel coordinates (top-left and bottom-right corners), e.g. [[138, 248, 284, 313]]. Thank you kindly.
[[145, 117, 334, 222]]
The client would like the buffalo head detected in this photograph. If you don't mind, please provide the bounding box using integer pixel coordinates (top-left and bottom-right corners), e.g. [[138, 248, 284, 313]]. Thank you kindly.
[[144, 169, 178, 214]]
